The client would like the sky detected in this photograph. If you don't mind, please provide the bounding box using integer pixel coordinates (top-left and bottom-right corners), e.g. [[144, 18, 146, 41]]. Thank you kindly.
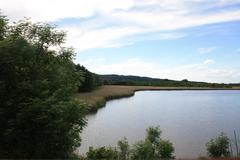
[[1, 0, 240, 83]]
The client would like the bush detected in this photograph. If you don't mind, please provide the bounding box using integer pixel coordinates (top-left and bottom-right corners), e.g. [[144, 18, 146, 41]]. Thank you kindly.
[[118, 137, 130, 160], [131, 140, 154, 160], [86, 146, 118, 160], [85, 126, 174, 160], [158, 140, 175, 159], [206, 133, 230, 157]]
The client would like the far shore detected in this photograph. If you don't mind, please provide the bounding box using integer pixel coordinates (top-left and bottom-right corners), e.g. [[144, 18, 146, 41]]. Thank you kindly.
[[75, 85, 240, 112]]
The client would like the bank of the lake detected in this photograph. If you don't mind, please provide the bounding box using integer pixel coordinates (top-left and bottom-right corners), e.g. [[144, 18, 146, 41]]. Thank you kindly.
[[75, 85, 240, 112]]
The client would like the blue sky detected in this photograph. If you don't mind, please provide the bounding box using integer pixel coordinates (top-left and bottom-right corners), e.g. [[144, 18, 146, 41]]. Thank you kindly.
[[1, 0, 240, 83]]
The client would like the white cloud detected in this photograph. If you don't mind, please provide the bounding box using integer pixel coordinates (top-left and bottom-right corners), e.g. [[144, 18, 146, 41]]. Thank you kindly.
[[203, 59, 215, 65], [0, 0, 135, 22], [61, 25, 142, 51], [1, 0, 240, 51], [78, 58, 240, 83], [147, 33, 186, 41], [198, 47, 216, 54], [112, 7, 240, 31], [62, 24, 185, 51]]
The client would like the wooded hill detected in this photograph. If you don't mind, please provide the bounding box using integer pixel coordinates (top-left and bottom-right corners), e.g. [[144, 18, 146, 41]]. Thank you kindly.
[[99, 74, 233, 88]]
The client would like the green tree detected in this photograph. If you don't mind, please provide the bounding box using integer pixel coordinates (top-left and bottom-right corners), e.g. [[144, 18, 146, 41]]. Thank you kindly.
[[0, 17, 86, 158], [9, 19, 65, 53], [206, 133, 230, 157], [76, 64, 102, 92]]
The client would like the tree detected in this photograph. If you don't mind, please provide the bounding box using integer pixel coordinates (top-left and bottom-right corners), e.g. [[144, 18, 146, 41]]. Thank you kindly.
[[76, 64, 102, 92], [206, 133, 230, 157], [9, 19, 65, 53], [0, 17, 86, 158]]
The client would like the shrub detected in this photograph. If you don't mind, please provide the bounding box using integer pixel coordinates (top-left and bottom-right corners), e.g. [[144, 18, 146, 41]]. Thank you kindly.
[[206, 133, 230, 157], [85, 127, 174, 160]]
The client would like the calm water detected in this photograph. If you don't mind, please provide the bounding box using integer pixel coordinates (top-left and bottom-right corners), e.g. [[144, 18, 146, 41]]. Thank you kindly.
[[78, 90, 240, 158]]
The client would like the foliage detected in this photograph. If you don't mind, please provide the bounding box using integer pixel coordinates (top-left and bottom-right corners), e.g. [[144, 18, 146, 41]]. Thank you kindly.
[[84, 126, 174, 160], [0, 14, 86, 158], [206, 133, 230, 157], [9, 19, 65, 52]]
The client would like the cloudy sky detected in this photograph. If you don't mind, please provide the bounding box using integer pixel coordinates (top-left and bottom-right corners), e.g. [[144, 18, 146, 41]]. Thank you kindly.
[[1, 0, 240, 83]]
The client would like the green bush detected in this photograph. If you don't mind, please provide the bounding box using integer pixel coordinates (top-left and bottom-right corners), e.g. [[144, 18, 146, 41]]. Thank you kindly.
[[206, 133, 230, 157], [85, 127, 174, 160], [131, 140, 154, 160], [118, 137, 130, 160], [157, 140, 175, 159], [86, 146, 118, 160]]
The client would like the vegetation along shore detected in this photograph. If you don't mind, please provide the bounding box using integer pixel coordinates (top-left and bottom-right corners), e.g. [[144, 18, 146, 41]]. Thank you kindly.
[[75, 85, 240, 112]]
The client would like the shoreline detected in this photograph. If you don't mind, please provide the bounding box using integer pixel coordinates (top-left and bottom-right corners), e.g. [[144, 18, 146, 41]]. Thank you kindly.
[[75, 85, 240, 113]]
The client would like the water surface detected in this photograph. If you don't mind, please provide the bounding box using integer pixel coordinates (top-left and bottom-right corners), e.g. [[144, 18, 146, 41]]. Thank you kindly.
[[78, 90, 240, 158]]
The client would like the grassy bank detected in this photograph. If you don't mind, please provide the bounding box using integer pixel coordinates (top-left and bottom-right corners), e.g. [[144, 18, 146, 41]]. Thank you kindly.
[[75, 85, 240, 112]]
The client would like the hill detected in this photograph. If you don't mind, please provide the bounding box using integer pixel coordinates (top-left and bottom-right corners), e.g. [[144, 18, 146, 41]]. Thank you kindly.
[[99, 74, 232, 88]]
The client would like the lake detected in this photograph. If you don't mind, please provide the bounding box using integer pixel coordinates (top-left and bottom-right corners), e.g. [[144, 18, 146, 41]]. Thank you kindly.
[[78, 90, 240, 158]]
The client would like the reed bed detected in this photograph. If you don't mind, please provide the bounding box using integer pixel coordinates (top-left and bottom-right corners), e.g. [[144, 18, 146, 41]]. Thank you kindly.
[[75, 85, 240, 112]]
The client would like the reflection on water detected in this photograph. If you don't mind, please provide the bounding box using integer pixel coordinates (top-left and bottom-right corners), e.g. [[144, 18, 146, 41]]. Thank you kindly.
[[78, 90, 240, 158]]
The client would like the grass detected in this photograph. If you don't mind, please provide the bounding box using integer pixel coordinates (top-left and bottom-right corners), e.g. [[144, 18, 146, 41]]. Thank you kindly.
[[75, 85, 240, 112]]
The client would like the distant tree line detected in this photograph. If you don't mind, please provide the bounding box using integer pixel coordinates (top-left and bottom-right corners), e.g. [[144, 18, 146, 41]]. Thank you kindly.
[[99, 75, 232, 88]]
